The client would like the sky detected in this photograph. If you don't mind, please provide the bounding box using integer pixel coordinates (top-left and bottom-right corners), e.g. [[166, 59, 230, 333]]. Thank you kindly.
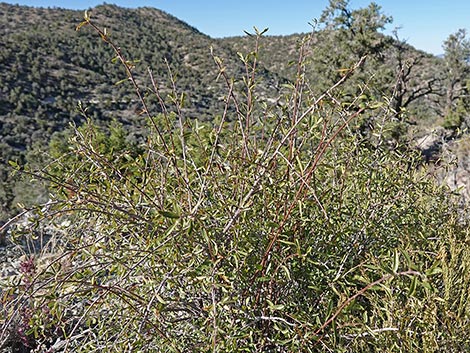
[[2, 0, 470, 55]]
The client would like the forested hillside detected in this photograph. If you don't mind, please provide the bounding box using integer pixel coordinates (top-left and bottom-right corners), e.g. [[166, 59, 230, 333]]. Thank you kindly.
[[2, 1, 470, 351], [1, 2, 470, 220], [0, 2, 286, 219]]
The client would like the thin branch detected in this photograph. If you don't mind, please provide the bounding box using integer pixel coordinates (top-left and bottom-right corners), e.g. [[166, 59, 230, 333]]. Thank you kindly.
[[314, 270, 421, 340]]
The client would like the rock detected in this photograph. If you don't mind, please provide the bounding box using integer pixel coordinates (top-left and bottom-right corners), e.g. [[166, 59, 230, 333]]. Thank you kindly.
[[414, 127, 453, 162]]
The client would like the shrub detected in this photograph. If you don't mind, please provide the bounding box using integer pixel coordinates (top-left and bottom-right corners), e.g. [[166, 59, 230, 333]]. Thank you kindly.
[[2, 12, 470, 352]]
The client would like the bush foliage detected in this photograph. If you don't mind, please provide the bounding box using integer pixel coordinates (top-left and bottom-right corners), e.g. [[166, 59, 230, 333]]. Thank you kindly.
[[2, 10, 470, 353]]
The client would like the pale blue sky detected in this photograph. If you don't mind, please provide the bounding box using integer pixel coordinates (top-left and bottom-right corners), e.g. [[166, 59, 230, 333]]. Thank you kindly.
[[2, 0, 469, 55]]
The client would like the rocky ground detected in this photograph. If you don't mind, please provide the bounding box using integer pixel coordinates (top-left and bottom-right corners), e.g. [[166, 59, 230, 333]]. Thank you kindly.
[[415, 127, 470, 210], [0, 208, 69, 352], [0, 242, 24, 282]]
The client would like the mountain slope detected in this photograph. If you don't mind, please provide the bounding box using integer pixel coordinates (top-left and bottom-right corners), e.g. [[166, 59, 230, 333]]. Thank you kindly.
[[0, 2, 460, 220], [0, 3, 290, 218]]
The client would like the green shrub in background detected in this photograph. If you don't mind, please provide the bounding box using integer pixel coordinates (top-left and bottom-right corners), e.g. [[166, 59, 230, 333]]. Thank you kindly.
[[2, 12, 470, 352]]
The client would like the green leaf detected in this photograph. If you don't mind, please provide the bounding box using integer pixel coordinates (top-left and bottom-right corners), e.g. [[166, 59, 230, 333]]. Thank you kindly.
[[425, 262, 442, 276], [421, 280, 432, 291], [115, 78, 128, 86], [8, 160, 18, 168], [270, 303, 285, 311], [401, 249, 412, 269], [267, 299, 285, 311], [237, 52, 245, 63], [259, 27, 269, 35], [408, 275, 417, 296], [368, 102, 384, 109], [156, 294, 167, 304], [179, 92, 185, 107], [280, 265, 291, 280], [392, 249, 399, 273]]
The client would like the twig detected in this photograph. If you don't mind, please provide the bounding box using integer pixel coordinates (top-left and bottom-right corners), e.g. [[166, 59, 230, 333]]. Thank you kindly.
[[314, 270, 421, 341]]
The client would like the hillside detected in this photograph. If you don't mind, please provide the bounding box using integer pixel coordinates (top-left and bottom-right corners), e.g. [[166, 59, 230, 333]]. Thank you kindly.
[[0, 3, 244, 137], [0, 2, 283, 218], [0, 2, 469, 220], [221, 32, 444, 126]]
